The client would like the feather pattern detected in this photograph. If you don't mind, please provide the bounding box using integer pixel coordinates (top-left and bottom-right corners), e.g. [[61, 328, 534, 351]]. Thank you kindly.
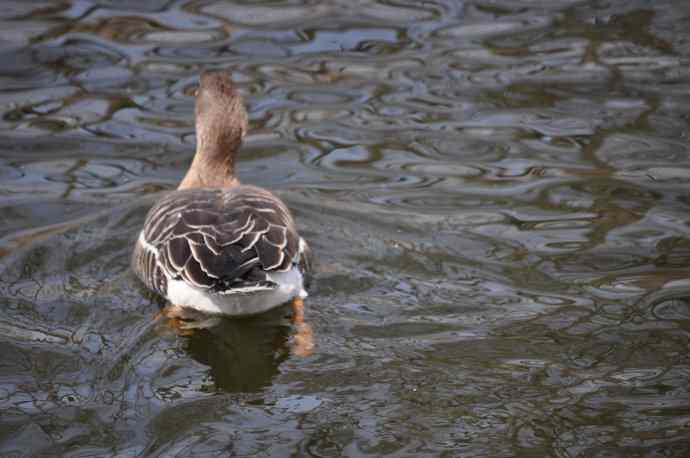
[[131, 70, 311, 316], [132, 185, 309, 300]]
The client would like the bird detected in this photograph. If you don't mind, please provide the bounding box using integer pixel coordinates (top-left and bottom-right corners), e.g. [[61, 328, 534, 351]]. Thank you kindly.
[[131, 70, 312, 328]]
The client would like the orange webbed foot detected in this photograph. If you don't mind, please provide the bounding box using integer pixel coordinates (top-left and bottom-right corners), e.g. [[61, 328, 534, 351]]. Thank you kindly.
[[155, 304, 219, 337], [290, 297, 314, 357]]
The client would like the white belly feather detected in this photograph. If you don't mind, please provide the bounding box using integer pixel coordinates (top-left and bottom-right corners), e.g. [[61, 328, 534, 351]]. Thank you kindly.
[[166, 267, 307, 316]]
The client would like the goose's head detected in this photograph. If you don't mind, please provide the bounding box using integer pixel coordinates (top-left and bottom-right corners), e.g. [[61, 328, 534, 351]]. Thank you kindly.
[[179, 70, 248, 189]]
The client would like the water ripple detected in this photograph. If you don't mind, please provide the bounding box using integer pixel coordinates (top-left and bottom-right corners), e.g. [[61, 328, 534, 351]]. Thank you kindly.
[[2, 0, 690, 457]]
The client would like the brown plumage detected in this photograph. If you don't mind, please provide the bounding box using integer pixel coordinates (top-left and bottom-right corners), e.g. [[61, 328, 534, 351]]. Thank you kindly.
[[132, 71, 311, 315]]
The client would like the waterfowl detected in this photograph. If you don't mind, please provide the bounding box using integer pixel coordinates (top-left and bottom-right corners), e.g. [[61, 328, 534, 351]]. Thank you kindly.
[[132, 70, 312, 319]]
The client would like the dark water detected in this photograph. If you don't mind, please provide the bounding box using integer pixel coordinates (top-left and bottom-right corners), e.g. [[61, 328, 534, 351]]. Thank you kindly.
[[1, 0, 690, 456]]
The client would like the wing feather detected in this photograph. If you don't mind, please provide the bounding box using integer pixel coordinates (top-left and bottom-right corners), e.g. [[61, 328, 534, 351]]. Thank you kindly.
[[135, 186, 305, 295]]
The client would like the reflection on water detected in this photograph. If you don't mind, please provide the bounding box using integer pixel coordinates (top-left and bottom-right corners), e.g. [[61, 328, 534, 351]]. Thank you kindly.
[[1, 0, 690, 456], [158, 306, 292, 394]]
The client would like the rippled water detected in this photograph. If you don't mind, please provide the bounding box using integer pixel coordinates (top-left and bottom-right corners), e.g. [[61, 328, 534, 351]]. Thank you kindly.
[[2, 0, 690, 456]]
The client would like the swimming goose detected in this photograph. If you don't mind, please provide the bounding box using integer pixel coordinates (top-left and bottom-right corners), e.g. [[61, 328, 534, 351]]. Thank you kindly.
[[132, 70, 312, 318]]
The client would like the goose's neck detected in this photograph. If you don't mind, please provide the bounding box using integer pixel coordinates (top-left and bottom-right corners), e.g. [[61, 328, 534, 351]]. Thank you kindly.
[[178, 125, 241, 189]]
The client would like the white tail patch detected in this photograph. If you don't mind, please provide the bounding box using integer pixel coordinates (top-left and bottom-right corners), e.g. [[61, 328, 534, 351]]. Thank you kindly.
[[167, 266, 305, 316]]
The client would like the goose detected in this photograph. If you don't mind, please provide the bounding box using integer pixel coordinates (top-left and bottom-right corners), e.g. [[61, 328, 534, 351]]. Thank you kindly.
[[132, 71, 312, 329]]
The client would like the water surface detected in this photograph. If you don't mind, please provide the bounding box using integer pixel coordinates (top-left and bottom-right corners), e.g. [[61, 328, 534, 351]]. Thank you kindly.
[[1, 0, 690, 456]]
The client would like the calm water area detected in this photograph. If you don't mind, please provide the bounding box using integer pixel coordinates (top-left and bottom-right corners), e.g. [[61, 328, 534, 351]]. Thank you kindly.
[[1, 0, 690, 456]]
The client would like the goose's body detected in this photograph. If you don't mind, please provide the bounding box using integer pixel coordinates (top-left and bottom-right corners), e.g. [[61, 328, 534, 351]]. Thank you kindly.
[[132, 71, 311, 317], [133, 186, 310, 316]]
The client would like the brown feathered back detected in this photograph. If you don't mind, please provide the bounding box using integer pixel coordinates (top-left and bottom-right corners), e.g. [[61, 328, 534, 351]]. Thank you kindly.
[[133, 186, 306, 296]]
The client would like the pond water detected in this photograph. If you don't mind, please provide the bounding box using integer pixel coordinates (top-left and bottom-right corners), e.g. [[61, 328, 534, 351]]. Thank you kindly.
[[1, 0, 690, 456]]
